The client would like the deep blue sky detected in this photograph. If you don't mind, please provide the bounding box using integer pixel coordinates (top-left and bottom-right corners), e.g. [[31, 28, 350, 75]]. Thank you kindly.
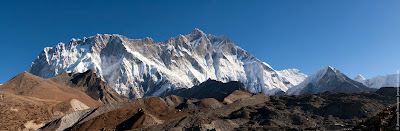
[[0, 0, 399, 83]]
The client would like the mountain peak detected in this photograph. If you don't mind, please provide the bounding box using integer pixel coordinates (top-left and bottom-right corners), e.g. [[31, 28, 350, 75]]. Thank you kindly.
[[287, 67, 374, 95], [314, 66, 335, 76], [354, 74, 366, 81], [191, 28, 205, 35], [15, 71, 39, 80], [315, 66, 341, 77], [324, 66, 336, 71], [189, 28, 207, 39]]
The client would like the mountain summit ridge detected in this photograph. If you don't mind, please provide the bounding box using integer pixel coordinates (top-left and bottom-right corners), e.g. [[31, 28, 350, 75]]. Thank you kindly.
[[287, 66, 374, 95], [28, 29, 307, 98], [355, 74, 400, 89]]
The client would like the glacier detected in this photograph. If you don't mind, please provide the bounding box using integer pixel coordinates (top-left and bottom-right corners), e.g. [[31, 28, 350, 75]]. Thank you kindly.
[[28, 29, 307, 98]]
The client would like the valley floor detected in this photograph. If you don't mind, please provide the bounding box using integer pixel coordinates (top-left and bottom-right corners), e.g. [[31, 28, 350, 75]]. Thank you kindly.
[[41, 90, 396, 130]]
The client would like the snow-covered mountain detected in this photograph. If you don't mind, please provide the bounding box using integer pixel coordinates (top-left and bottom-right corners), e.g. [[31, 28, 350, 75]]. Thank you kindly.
[[355, 74, 399, 89], [354, 74, 366, 82], [277, 69, 308, 87], [28, 29, 307, 98], [287, 66, 374, 95]]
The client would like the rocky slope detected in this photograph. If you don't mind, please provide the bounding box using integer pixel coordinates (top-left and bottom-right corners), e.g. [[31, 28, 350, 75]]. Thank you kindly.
[[0, 72, 102, 107], [0, 71, 128, 130], [49, 70, 128, 104], [287, 66, 375, 95], [142, 92, 393, 131], [0, 90, 58, 131], [0, 72, 98, 130], [353, 103, 398, 131], [28, 29, 307, 98], [39, 80, 395, 131]]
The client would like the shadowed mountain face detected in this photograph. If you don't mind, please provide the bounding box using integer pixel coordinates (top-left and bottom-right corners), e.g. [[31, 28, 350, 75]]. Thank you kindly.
[[376, 87, 397, 97], [39, 80, 396, 131], [50, 70, 128, 104], [288, 67, 376, 95], [160, 79, 248, 102]]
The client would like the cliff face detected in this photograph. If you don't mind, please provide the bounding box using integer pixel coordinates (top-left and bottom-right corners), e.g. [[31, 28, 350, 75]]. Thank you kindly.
[[50, 70, 129, 104], [28, 29, 307, 98]]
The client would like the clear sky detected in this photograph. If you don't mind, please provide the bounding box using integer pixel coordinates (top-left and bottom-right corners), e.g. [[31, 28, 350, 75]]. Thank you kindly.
[[0, 0, 399, 84]]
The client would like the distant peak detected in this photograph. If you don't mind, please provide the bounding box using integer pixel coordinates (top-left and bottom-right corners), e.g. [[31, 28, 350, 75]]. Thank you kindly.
[[354, 74, 366, 81], [322, 66, 337, 72], [219, 35, 233, 42], [313, 66, 340, 77], [142, 37, 155, 43], [71, 38, 78, 42], [193, 28, 203, 32], [112, 34, 122, 37], [190, 28, 206, 36]]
